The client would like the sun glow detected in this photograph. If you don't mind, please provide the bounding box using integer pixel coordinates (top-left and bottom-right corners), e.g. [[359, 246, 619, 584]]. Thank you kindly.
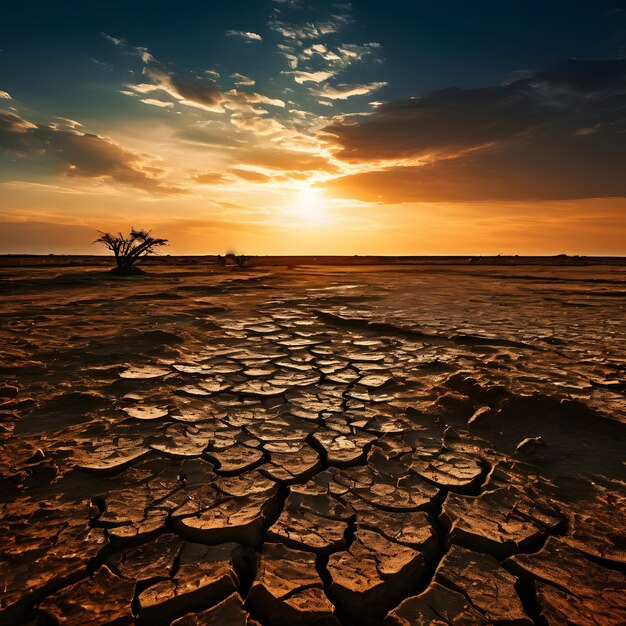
[[286, 187, 330, 225]]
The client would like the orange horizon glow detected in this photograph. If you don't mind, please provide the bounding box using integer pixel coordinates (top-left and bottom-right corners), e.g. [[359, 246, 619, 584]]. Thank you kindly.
[[2, 100, 625, 256], [1, 6, 625, 256]]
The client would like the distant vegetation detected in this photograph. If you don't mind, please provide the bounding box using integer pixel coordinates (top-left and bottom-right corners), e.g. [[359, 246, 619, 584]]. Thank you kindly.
[[94, 229, 168, 274], [217, 253, 250, 268]]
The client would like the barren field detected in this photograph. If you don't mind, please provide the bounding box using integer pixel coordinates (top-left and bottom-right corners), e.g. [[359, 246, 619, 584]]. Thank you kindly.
[[1, 258, 625, 625]]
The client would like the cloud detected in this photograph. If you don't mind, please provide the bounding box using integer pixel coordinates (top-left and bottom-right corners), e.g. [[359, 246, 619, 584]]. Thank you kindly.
[[268, 0, 353, 42], [270, 21, 341, 40], [0, 111, 38, 152], [230, 114, 286, 136], [0, 110, 181, 195], [277, 44, 299, 69], [311, 81, 387, 100], [193, 172, 229, 184], [50, 117, 83, 130], [288, 70, 335, 84], [277, 39, 382, 72], [269, 0, 381, 84], [89, 57, 113, 70], [176, 121, 243, 147], [323, 144, 626, 203], [235, 147, 335, 172], [100, 32, 124, 46], [321, 58, 626, 202], [231, 73, 255, 86], [524, 58, 626, 93], [226, 30, 263, 42], [222, 90, 285, 111], [335, 42, 382, 65], [135, 63, 225, 112], [128, 53, 284, 117], [229, 168, 272, 182], [0, 91, 11, 100], [324, 59, 626, 161], [140, 98, 174, 108], [301, 42, 381, 68]]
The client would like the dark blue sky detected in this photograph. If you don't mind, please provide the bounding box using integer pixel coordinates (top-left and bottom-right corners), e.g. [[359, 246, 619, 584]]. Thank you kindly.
[[1, 0, 624, 121]]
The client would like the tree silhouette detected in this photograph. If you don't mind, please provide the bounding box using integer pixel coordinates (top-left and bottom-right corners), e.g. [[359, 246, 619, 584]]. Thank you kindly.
[[94, 229, 168, 273]]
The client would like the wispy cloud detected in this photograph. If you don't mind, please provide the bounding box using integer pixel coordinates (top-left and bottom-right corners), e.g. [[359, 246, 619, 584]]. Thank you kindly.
[[287, 70, 335, 84], [268, 0, 383, 107], [131, 63, 225, 112], [271, 22, 335, 40], [0, 91, 11, 100], [50, 117, 83, 130], [140, 98, 174, 108], [100, 32, 124, 46], [193, 171, 229, 185], [229, 168, 272, 182], [231, 73, 256, 86], [226, 30, 263, 42], [126, 51, 284, 115], [230, 114, 286, 136], [311, 81, 387, 100]]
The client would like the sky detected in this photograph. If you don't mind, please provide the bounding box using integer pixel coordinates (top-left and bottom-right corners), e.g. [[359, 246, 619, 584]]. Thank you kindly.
[[1, 0, 626, 255]]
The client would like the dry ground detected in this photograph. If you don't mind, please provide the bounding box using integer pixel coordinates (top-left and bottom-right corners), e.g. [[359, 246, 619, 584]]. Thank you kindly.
[[0, 258, 625, 625]]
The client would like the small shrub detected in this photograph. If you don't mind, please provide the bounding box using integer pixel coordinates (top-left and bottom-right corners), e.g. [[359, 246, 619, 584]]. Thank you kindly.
[[225, 253, 250, 268]]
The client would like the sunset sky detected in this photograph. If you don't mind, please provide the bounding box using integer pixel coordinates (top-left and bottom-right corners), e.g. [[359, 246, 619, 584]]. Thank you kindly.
[[1, 0, 625, 255]]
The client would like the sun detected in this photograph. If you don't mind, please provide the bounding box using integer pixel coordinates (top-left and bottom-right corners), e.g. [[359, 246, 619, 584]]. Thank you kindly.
[[288, 187, 329, 225]]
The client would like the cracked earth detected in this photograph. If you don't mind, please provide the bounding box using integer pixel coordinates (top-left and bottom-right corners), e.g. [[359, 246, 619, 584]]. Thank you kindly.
[[0, 258, 625, 625]]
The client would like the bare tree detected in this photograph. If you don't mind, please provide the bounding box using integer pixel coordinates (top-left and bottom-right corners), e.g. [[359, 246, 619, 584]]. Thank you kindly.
[[94, 229, 168, 273]]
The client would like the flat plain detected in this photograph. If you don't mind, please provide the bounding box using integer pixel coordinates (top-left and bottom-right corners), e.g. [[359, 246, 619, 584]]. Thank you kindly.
[[1, 256, 625, 625]]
